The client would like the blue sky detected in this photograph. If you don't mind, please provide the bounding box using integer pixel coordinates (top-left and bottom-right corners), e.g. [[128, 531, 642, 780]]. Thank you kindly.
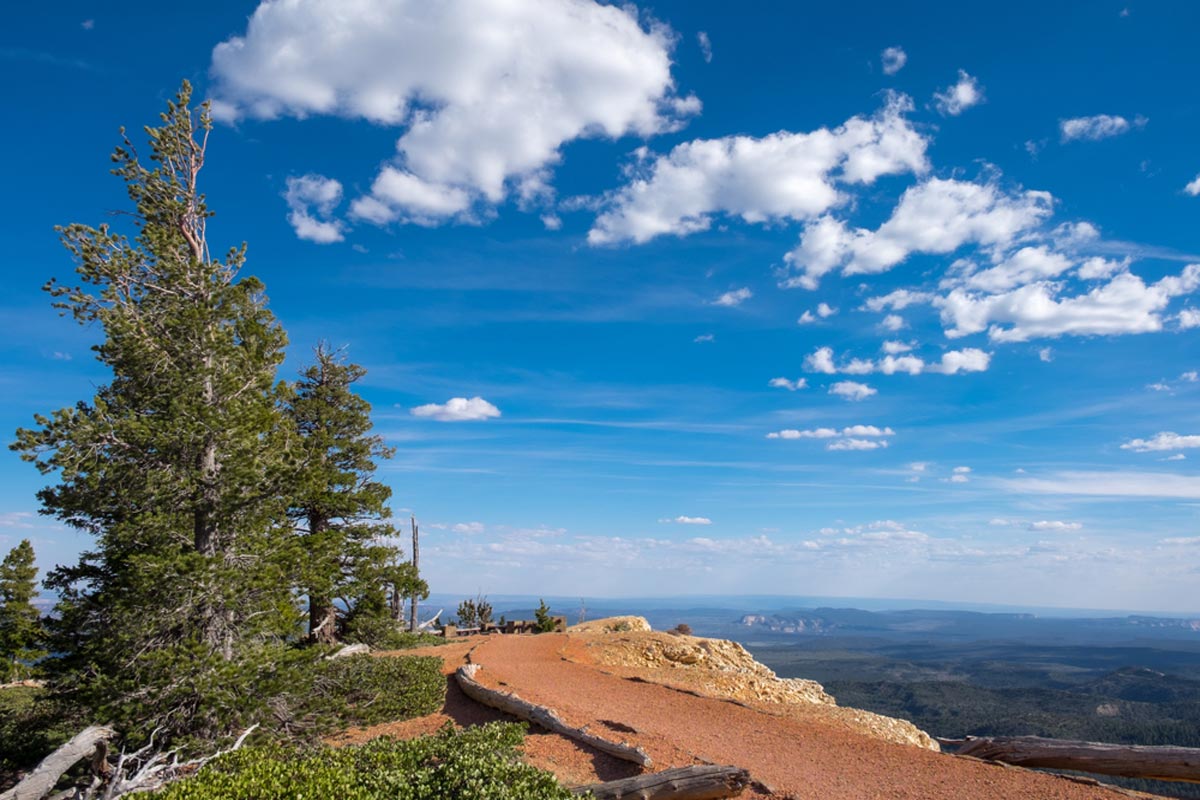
[[3, 1, 1200, 612]]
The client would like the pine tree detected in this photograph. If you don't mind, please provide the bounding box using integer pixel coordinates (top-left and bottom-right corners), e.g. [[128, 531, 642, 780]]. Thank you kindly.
[[285, 344, 406, 644], [11, 82, 299, 741], [0, 540, 45, 681]]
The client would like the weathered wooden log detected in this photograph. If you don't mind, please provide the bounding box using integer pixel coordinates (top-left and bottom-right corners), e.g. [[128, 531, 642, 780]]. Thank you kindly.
[[1, 725, 115, 800], [571, 765, 750, 799], [954, 736, 1200, 783], [455, 664, 652, 768]]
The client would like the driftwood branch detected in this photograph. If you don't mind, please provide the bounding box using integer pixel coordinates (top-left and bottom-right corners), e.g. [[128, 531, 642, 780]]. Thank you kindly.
[[455, 664, 652, 768], [1, 725, 114, 800], [418, 609, 442, 630], [326, 643, 371, 660], [954, 736, 1200, 783], [572, 765, 750, 799]]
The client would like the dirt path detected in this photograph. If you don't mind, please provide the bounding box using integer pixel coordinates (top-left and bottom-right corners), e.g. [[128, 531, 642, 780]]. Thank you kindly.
[[464, 633, 1152, 800]]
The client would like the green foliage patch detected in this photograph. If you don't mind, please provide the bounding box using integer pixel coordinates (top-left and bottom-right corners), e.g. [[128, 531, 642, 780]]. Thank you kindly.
[[0, 687, 77, 788], [155, 722, 575, 800], [369, 630, 450, 651]]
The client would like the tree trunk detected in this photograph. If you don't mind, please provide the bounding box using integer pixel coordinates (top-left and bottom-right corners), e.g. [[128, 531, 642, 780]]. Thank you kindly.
[[953, 736, 1200, 783], [306, 513, 336, 643], [408, 516, 419, 632], [308, 595, 338, 645], [571, 765, 751, 800], [455, 664, 652, 767], [0, 725, 114, 800]]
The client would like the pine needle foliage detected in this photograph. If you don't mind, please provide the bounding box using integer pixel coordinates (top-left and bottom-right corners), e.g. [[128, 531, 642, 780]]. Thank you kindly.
[[11, 81, 301, 744], [0, 540, 46, 681]]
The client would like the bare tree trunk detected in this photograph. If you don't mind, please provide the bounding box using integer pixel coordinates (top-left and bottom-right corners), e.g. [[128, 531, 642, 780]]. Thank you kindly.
[[409, 516, 419, 632], [309, 596, 338, 645]]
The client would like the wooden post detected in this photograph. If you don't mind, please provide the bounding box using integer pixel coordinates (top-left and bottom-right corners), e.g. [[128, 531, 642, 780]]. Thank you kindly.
[[409, 515, 419, 632]]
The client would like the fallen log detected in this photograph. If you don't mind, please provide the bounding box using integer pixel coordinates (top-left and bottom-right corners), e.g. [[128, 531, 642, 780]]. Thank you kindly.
[[571, 765, 750, 799], [954, 736, 1200, 783], [1, 725, 114, 800], [455, 663, 652, 768]]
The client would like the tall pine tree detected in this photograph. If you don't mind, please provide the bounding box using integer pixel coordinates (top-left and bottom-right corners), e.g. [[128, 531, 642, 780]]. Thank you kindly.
[[0, 540, 45, 681], [11, 82, 299, 741], [285, 344, 408, 644]]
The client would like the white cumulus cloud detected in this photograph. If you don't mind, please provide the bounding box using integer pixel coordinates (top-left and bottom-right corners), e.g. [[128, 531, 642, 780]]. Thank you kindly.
[[804, 346, 838, 374], [1186, 174, 1200, 196], [211, 0, 693, 226], [768, 377, 807, 391], [1121, 432, 1200, 452], [799, 347, 990, 376], [589, 94, 928, 245], [939, 265, 1200, 342], [933, 69, 984, 116], [830, 380, 877, 401], [411, 396, 501, 421], [285, 174, 347, 243], [662, 515, 712, 525], [782, 178, 1053, 289]]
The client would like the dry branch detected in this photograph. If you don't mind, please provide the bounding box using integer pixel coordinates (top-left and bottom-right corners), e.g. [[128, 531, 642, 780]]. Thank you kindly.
[[455, 663, 652, 768], [954, 736, 1200, 783], [326, 643, 371, 659], [571, 765, 750, 799], [1, 725, 114, 800]]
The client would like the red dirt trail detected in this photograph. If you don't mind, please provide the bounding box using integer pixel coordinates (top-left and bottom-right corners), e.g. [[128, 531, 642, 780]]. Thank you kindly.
[[340, 634, 1160, 800]]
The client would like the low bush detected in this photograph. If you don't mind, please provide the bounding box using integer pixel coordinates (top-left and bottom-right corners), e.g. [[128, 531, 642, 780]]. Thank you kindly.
[[156, 722, 575, 800], [1, 652, 445, 783], [369, 630, 449, 651], [265, 653, 445, 740], [0, 686, 79, 790]]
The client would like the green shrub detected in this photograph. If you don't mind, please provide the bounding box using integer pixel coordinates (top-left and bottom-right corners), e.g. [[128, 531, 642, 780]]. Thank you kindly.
[[156, 722, 575, 800], [534, 599, 556, 633], [264, 653, 445, 740], [370, 630, 449, 651], [0, 687, 78, 788]]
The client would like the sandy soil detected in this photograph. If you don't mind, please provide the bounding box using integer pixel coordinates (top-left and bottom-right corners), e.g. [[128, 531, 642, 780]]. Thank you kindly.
[[335, 633, 1161, 800]]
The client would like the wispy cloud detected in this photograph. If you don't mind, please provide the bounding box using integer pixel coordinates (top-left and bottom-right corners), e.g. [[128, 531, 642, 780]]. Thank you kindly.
[[1003, 470, 1200, 499], [881, 46, 907, 76], [712, 287, 752, 307]]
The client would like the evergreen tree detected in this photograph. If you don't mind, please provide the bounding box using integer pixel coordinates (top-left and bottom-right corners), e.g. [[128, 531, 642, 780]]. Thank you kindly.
[[11, 82, 298, 741], [285, 344, 405, 644], [0, 540, 45, 681]]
